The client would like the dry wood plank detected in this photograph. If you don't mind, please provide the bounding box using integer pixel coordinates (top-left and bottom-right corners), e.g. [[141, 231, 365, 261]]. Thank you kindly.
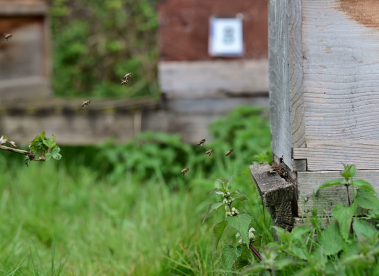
[[293, 141, 379, 171], [302, 0, 379, 144], [250, 163, 296, 230], [0, 114, 135, 145], [289, 0, 306, 172], [158, 60, 269, 99], [297, 170, 379, 216], [268, 0, 292, 171]]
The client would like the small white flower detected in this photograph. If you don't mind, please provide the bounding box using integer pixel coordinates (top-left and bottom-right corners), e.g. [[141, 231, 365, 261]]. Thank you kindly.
[[249, 227, 256, 233]]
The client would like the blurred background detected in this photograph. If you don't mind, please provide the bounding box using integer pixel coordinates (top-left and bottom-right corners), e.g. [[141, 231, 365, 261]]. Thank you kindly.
[[0, 0, 272, 275]]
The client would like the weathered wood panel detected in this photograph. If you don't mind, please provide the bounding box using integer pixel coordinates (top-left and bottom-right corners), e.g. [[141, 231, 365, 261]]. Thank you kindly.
[[294, 141, 379, 171], [158, 60, 269, 99], [269, 0, 293, 171], [0, 2, 51, 100], [288, 0, 306, 171], [158, 0, 267, 61], [297, 170, 379, 216], [1, 114, 135, 145], [301, 0, 379, 170]]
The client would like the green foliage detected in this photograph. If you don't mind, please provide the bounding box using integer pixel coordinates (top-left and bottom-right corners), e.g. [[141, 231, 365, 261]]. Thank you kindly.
[[89, 106, 271, 183], [50, 0, 158, 98], [226, 213, 253, 245], [238, 164, 379, 275]]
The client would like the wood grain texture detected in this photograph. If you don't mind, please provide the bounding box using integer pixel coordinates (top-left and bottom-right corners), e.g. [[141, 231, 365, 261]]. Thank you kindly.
[[297, 170, 379, 216], [288, 0, 306, 171], [269, 0, 293, 171], [158, 60, 269, 99], [302, 0, 379, 144], [294, 141, 379, 171], [250, 163, 295, 229]]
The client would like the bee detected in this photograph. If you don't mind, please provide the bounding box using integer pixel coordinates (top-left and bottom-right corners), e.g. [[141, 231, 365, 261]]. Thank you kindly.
[[197, 139, 206, 147], [225, 149, 233, 156], [124, 73, 133, 80], [81, 100, 91, 108], [206, 149, 214, 156], [4, 33, 12, 41], [267, 170, 276, 176], [181, 168, 189, 176], [272, 164, 288, 178], [121, 79, 130, 86]]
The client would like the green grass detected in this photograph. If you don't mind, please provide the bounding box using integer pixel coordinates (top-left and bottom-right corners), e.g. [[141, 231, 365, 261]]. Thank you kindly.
[[0, 151, 271, 276]]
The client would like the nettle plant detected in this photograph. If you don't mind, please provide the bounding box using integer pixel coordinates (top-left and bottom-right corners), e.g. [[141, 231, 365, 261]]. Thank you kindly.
[[203, 176, 262, 275], [239, 164, 379, 276], [0, 131, 62, 166]]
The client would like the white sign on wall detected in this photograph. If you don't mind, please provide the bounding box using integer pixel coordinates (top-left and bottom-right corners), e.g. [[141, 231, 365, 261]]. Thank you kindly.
[[208, 17, 244, 57]]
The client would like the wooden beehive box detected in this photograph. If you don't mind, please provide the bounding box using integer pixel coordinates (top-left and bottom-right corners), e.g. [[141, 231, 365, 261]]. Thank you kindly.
[[251, 0, 379, 229], [0, 0, 51, 101], [158, 0, 269, 99]]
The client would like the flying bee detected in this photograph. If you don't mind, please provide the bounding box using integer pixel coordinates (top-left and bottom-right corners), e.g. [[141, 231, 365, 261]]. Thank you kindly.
[[181, 168, 189, 176], [206, 149, 214, 156], [197, 139, 206, 147], [121, 79, 130, 86], [267, 170, 276, 176], [4, 33, 12, 41], [225, 149, 233, 156], [124, 72, 133, 80], [81, 100, 91, 108]]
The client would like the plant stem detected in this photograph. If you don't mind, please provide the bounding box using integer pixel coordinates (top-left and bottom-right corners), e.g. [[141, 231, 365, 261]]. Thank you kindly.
[[0, 145, 45, 161], [0, 145, 35, 158], [249, 243, 262, 261], [345, 184, 351, 206]]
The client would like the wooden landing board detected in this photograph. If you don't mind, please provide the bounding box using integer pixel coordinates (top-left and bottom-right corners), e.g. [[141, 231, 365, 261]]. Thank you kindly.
[[250, 163, 296, 229], [158, 60, 269, 99], [297, 170, 379, 216]]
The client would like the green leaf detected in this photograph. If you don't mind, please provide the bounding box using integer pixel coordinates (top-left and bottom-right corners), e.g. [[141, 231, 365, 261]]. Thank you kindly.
[[213, 220, 227, 250], [45, 153, 52, 161], [354, 188, 379, 209], [209, 188, 227, 196], [221, 245, 243, 275], [24, 156, 30, 167], [226, 213, 253, 244], [367, 208, 379, 220], [275, 257, 303, 270], [230, 190, 248, 201], [202, 201, 225, 223], [291, 225, 311, 242], [353, 218, 377, 238], [239, 263, 267, 275], [273, 226, 291, 243], [318, 220, 345, 255], [352, 180, 376, 194], [315, 179, 345, 196], [341, 164, 356, 179], [332, 203, 357, 241], [52, 147, 62, 160]]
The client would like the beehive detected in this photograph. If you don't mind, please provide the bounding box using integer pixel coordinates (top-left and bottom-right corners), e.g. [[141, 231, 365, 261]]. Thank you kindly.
[[251, 0, 379, 229], [0, 0, 51, 101]]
